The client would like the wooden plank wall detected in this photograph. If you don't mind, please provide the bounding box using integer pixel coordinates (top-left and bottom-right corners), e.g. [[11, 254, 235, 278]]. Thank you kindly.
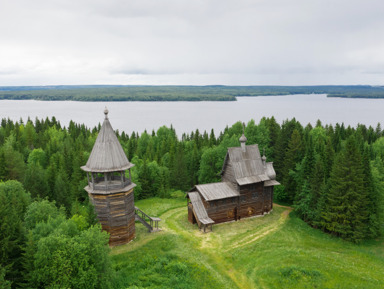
[[188, 203, 197, 224], [263, 186, 273, 212], [204, 183, 274, 224], [238, 183, 264, 217], [205, 198, 238, 223], [89, 189, 135, 246]]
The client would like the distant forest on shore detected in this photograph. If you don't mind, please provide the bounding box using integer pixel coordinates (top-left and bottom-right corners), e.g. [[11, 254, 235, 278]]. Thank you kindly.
[[1, 85, 384, 101]]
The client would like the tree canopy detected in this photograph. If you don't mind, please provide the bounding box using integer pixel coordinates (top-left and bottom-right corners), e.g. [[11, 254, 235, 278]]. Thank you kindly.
[[0, 114, 383, 287]]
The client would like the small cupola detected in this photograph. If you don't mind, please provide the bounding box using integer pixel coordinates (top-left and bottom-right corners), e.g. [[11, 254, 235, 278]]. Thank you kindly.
[[262, 149, 267, 168], [239, 134, 247, 152], [239, 122, 247, 152]]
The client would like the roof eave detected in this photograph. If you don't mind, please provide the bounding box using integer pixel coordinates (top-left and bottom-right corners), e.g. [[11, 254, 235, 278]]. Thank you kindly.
[[81, 163, 135, 173]]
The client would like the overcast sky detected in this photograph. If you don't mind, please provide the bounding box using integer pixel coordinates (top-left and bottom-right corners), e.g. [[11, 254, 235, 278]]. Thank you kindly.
[[1, 0, 384, 86]]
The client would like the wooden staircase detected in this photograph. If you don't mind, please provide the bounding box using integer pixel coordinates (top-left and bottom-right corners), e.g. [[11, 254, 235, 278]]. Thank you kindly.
[[134, 207, 161, 233]]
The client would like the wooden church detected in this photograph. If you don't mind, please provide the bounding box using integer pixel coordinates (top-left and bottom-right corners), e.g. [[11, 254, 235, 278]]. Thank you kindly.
[[81, 108, 136, 246], [187, 133, 280, 231]]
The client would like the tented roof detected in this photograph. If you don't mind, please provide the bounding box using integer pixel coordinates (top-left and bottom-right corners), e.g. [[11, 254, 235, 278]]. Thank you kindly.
[[81, 109, 134, 173]]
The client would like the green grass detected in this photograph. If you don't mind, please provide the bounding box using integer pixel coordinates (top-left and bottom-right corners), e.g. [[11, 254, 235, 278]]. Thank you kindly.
[[231, 214, 384, 288], [134, 197, 186, 217], [111, 234, 223, 289], [110, 198, 384, 289]]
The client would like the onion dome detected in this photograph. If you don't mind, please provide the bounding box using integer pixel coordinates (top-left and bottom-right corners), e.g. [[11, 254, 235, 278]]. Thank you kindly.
[[239, 134, 247, 143], [239, 134, 247, 152]]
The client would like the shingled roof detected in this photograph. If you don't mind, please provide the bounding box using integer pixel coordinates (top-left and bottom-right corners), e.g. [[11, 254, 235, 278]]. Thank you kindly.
[[81, 108, 134, 173], [194, 182, 239, 201], [221, 144, 278, 186], [188, 192, 214, 225]]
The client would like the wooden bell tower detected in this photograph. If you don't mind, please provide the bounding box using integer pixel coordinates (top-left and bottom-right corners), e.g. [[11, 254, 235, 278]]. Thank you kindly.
[[81, 108, 136, 246]]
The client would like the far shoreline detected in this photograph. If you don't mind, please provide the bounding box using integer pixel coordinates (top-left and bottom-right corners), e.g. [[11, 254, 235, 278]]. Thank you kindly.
[[1, 85, 384, 101]]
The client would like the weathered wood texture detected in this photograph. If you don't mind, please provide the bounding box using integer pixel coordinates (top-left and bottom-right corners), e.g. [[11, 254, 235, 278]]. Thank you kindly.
[[188, 204, 197, 224], [134, 206, 161, 232], [82, 110, 138, 246], [196, 183, 274, 224], [195, 182, 239, 201], [89, 189, 135, 246], [221, 156, 237, 186], [205, 197, 238, 223], [188, 140, 279, 229], [81, 109, 134, 173], [188, 192, 214, 225]]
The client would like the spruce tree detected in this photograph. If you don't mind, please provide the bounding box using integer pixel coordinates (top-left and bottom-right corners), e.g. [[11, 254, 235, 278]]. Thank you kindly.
[[139, 160, 152, 199], [308, 156, 326, 225], [321, 136, 369, 242], [0, 149, 7, 181], [282, 129, 303, 203], [264, 116, 280, 160], [323, 137, 335, 178], [362, 147, 380, 238]]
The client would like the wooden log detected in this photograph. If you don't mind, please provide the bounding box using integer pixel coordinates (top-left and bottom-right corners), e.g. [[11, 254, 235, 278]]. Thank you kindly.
[[89, 188, 135, 246]]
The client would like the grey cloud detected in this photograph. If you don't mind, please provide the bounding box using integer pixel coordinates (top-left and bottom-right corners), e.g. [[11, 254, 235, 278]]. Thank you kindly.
[[1, 0, 384, 85]]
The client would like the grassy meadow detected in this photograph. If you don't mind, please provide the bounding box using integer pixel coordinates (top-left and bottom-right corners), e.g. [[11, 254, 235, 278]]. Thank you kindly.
[[110, 197, 384, 289]]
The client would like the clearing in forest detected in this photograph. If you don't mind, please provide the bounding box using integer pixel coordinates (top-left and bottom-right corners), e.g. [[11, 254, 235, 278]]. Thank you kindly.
[[111, 198, 384, 289]]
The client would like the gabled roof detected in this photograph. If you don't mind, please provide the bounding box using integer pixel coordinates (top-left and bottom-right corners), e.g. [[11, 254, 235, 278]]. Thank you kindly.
[[81, 109, 134, 173], [194, 182, 239, 201], [221, 144, 278, 186]]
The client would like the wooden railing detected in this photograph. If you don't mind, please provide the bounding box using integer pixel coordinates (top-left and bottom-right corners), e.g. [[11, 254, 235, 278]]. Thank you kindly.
[[90, 179, 131, 191], [134, 206, 161, 232]]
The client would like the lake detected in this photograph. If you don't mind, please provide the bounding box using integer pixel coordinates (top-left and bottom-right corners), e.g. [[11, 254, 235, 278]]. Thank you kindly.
[[0, 94, 383, 136]]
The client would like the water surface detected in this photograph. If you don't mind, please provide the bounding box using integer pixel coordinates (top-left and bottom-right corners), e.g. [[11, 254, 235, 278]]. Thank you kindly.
[[0, 94, 383, 135]]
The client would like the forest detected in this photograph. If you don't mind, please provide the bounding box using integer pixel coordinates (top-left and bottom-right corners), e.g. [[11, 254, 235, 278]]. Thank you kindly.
[[0, 115, 384, 288], [1, 85, 384, 101]]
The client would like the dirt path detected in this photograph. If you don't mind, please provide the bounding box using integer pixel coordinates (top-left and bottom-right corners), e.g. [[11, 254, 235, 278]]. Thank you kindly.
[[158, 204, 293, 289], [229, 205, 292, 251]]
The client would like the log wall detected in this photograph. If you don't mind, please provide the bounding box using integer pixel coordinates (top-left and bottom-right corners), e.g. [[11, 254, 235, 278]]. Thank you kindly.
[[204, 182, 273, 224], [205, 197, 238, 223], [188, 203, 197, 224], [89, 188, 135, 246], [263, 186, 273, 212]]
